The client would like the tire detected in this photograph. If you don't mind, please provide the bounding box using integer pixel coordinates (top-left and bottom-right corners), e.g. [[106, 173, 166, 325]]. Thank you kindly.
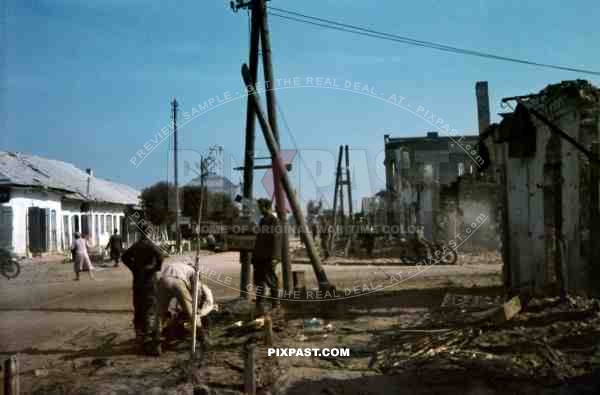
[[2, 259, 21, 279], [434, 244, 457, 265], [442, 249, 458, 265]]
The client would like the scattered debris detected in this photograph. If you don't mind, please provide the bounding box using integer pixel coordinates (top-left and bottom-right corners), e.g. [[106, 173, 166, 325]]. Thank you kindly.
[[371, 296, 600, 385]]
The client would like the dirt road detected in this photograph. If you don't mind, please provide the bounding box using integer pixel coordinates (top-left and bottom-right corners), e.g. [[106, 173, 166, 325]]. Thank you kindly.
[[0, 252, 500, 349], [0, 251, 501, 393]]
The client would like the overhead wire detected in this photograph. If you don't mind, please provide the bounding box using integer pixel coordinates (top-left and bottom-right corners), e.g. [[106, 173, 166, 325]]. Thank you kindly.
[[268, 6, 600, 76], [275, 101, 332, 208]]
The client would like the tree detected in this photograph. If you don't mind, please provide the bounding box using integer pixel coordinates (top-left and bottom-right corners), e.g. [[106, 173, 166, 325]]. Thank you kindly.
[[140, 181, 176, 227], [181, 185, 239, 225]]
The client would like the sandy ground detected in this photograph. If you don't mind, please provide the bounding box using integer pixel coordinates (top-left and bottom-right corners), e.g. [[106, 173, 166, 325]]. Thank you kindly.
[[0, 250, 508, 394]]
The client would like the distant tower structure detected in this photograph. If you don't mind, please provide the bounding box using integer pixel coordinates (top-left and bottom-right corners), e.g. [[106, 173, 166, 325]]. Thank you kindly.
[[206, 144, 224, 176]]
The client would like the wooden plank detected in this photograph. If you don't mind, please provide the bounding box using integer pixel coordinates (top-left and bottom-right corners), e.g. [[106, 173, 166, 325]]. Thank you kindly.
[[4, 355, 19, 395], [244, 343, 256, 395], [490, 296, 522, 324], [264, 314, 273, 346], [292, 271, 306, 290]]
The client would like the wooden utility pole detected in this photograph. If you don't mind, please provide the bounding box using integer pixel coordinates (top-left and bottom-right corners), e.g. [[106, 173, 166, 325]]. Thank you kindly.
[[242, 64, 331, 288], [3, 355, 19, 395], [330, 145, 354, 256], [258, 0, 291, 292], [172, 97, 181, 254], [329, 145, 344, 254], [239, 0, 261, 299], [244, 343, 256, 395], [344, 145, 354, 256], [344, 145, 353, 218], [232, 0, 291, 294]]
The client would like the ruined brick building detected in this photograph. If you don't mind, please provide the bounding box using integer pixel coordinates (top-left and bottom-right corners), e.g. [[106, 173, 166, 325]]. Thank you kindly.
[[479, 80, 600, 297], [382, 132, 499, 250]]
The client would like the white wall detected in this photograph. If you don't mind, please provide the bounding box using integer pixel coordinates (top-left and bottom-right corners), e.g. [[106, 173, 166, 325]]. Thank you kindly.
[[61, 200, 126, 249], [2, 189, 63, 255], [2, 189, 129, 255]]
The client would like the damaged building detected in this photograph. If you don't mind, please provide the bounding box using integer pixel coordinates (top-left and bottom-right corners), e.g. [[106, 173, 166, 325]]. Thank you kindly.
[[383, 131, 500, 251], [479, 80, 600, 297]]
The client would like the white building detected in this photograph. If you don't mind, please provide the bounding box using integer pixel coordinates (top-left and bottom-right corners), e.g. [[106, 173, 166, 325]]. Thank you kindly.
[[0, 151, 140, 256]]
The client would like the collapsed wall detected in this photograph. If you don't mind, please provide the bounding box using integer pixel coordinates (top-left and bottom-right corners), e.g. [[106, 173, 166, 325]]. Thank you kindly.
[[436, 175, 501, 253]]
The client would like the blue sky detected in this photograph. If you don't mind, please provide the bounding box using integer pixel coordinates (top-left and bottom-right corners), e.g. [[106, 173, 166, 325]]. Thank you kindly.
[[2, 0, 599, 209]]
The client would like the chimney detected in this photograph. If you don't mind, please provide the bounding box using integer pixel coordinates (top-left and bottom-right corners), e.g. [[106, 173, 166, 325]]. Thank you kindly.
[[475, 81, 490, 135], [85, 168, 93, 198]]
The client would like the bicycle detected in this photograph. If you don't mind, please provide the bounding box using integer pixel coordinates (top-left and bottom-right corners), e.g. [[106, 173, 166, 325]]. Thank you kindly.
[[0, 248, 21, 279]]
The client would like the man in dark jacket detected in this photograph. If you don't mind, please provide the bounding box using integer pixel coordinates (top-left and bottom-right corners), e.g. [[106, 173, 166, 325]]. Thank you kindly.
[[121, 225, 164, 356], [106, 229, 123, 267], [251, 198, 281, 314]]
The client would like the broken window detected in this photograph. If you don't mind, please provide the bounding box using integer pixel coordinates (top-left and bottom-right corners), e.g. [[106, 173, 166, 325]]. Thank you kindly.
[[402, 151, 410, 169], [508, 104, 537, 158], [424, 164, 434, 182]]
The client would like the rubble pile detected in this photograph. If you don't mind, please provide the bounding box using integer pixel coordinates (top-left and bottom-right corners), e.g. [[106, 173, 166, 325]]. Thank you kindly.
[[370, 296, 600, 385]]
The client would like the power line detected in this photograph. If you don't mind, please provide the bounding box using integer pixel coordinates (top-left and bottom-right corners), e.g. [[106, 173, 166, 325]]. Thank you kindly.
[[275, 101, 332, 208], [268, 7, 600, 76]]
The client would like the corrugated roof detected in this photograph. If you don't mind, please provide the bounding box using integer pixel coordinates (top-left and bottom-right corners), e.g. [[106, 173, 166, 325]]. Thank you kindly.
[[0, 151, 140, 205]]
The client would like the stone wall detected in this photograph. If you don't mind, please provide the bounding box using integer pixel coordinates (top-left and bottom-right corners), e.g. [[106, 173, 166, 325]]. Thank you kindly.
[[436, 175, 500, 252]]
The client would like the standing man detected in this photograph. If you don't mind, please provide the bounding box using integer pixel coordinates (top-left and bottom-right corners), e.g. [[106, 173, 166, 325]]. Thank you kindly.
[[251, 198, 281, 314], [121, 225, 164, 356], [106, 228, 123, 267], [156, 260, 214, 349]]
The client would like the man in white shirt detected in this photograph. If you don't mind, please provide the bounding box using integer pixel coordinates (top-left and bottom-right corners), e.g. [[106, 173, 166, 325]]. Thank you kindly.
[[156, 261, 214, 345]]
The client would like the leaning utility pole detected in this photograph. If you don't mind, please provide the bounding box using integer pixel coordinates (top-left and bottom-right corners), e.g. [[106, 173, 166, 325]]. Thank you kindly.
[[172, 97, 181, 254], [242, 64, 331, 289], [232, 0, 292, 293]]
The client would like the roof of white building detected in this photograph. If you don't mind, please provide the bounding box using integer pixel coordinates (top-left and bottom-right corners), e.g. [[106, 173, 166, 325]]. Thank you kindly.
[[0, 151, 140, 205]]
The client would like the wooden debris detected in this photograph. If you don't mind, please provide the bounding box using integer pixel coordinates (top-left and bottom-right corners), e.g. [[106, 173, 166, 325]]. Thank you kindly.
[[264, 314, 273, 346], [244, 343, 256, 395], [4, 355, 19, 395], [492, 296, 522, 324]]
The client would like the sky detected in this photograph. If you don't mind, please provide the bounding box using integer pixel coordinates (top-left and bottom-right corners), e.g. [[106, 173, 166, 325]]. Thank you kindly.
[[2, 0, 599, 211]]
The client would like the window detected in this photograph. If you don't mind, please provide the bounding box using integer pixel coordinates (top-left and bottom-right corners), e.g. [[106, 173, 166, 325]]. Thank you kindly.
[[107, 215, 113, 234], [402, 151, 410, 169], [72, 215, 80, 233], [458, 163, 465, 177], [113, 215, 117, 233], [50, 210, 57, 251], [81, 215, 90, 237], [62, 215, 69, 250], [100, 215, 105, 234], [424, 164, 434, 182], [94, 214, 99, 243]]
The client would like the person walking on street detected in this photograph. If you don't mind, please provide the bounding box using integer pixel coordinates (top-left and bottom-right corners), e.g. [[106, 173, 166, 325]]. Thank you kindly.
[[106, 228, 123, 267], [71, 232, 95, 281], [251, 198, 281, 315], [156, 261, 214, 350], [121, 225, 164, 356]]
